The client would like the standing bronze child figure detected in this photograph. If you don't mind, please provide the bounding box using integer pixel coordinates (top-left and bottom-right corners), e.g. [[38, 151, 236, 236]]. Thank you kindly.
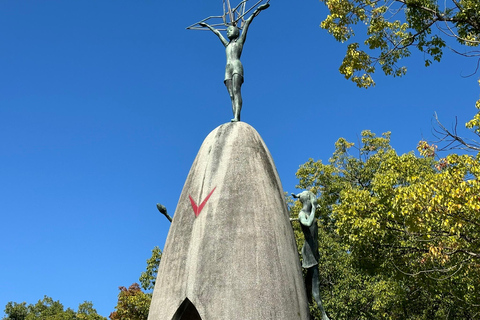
[[291, 191, 330, 320], [199, 3, 269, 122]]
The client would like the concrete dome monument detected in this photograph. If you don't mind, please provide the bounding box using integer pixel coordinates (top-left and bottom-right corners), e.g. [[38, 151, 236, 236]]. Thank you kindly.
[[148, 2, 313, 319]]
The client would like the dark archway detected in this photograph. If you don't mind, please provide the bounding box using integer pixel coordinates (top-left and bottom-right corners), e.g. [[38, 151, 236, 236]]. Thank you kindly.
[[171, 298, 202, 320]]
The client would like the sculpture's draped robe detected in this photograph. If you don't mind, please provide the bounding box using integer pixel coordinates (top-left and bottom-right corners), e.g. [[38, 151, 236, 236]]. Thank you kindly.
[[300, 219, 319, 269]]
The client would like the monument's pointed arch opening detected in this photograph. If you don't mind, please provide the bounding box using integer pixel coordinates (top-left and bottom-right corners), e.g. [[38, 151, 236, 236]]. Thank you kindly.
[[172, 298, 202, 320]]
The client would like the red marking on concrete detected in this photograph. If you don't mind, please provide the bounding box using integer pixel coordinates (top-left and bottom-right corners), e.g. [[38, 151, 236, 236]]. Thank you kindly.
[[188, 187, 216, 217]]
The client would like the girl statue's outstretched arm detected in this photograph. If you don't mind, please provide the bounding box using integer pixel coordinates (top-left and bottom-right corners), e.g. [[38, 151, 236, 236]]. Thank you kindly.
[[199, 22, 229, 47], [238, 3, 270, 44]]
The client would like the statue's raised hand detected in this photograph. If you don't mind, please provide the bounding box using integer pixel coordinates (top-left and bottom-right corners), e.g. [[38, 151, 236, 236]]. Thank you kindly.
[[257, 3, 270, 10]]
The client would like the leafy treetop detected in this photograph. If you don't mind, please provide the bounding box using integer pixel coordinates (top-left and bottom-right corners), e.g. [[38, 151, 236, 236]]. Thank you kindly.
[[2, 296, 105, 320], [320, 0, 480, 87], [295, 129, 480, 318]]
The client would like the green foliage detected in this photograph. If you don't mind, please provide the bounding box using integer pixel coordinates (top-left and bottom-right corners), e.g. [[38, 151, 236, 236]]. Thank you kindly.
[[76, 302, 105, 320], [295, 130, 480, 318], [109, 246, 162, 320], [3, 245, 162, 320], [3, 302, 27, 320], [139, 246, 162, 292], [465, 80, 480, 137], [109, 284, 151, 320], [319, 0, 479, 87], [2, 297, 105, 320]]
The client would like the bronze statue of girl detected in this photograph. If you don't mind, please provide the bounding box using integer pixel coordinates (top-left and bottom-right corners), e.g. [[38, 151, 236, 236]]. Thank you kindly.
[[292, 191, 330, 320], [199, 3, 269, 122]]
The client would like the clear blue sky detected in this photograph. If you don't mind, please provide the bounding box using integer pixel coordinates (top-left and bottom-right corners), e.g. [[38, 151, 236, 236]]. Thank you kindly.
[[1, 0, 478, 318]]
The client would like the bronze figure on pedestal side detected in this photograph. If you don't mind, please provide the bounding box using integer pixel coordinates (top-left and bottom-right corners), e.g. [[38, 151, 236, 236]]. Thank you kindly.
[[291, 191, 330, 320]]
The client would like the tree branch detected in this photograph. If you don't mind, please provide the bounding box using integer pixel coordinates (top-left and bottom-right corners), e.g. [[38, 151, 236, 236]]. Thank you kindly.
[[433, 113, 480, 152]]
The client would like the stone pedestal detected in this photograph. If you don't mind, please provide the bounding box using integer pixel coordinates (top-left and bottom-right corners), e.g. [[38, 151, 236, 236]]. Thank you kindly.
[[148, 122, 309, 320]]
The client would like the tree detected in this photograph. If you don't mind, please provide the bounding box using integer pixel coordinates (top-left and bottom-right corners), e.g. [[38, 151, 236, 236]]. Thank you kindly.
[[108, 284, 151, 320], [2, 296, 105, 320], [3, 302, 27, 320], [139, 246, 162, 292], [294, 130, 480, 318], [109, 246, 162, 320], [290, 198, 411, 319], [432, 80, 480, 156], [319, 0, 480, 87], [76, 302, 106, 320], [3, 247, 162, 320]]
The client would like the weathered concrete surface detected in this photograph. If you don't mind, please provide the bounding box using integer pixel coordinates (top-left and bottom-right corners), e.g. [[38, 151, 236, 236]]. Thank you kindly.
[[148, 122, 309, 320]]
